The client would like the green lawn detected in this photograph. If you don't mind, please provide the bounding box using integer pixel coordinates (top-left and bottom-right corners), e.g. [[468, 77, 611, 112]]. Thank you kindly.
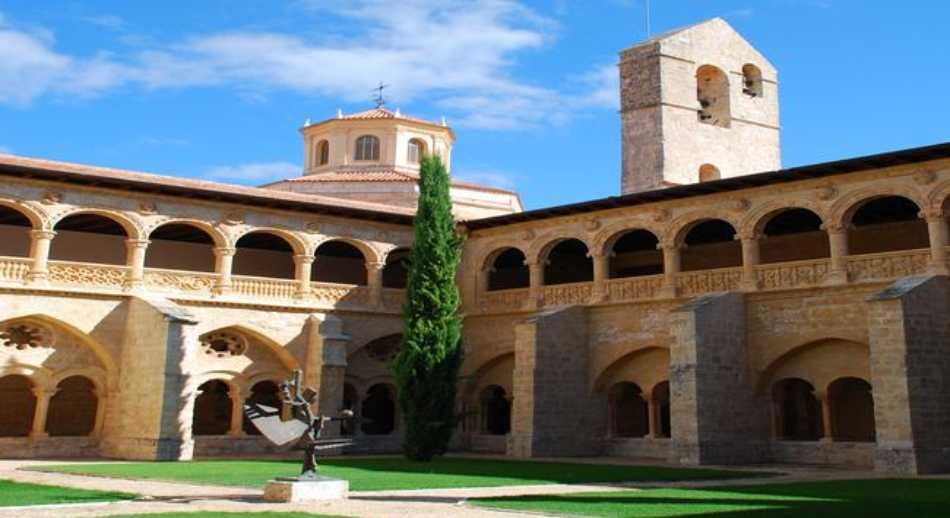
[[35, 457, 762, 491], [474, 479, 950, 517], [0, 479, 134, 507]]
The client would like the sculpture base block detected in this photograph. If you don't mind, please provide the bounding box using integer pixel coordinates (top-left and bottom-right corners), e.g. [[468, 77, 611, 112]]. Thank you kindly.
[[263, 476, 349, 502]]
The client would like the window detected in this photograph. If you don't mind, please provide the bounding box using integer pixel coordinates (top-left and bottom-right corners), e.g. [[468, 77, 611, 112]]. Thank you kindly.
[[698, 164, 720, 182], [407, 138, 426, 164], [696, 65, 731, 127], [316, 140, 330, 166], [354, 135, 380, 161], [742, 64, 763, 97]]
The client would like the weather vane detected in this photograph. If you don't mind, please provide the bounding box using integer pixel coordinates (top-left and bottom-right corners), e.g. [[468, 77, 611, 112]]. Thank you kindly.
[[372, 82, 389, 108]]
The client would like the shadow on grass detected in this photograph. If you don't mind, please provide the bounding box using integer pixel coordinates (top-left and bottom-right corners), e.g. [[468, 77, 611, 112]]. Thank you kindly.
[[474, 479, 950, 517]]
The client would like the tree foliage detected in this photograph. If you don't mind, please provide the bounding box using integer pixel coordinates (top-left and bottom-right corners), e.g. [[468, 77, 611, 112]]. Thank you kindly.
[[393, 154, 463, 461]]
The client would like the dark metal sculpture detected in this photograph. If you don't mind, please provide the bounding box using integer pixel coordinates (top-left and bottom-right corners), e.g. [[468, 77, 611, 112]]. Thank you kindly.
[[244, 369, 354, 480]]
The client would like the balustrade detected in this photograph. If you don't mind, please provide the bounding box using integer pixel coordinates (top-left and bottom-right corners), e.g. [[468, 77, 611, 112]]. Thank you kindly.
[[143, 267, 218, 295], [846, 248, 931, 282], [755, 258, 831, 290], [47, 260, 129, 289], [675, 267, 743, 297], [541, 282, 593, 306], [480, 288, 529, 312], [231, 275, 299, 299], [605, 275, 663, 302], [0, 257, 31, 282]]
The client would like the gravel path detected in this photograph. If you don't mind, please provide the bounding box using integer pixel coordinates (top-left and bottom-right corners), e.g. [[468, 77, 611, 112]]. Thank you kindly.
[[0, 458, 883, 518]]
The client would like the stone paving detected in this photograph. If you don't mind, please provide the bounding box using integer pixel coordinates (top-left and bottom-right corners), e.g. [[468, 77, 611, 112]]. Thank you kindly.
[[0, 457, 894, 518]]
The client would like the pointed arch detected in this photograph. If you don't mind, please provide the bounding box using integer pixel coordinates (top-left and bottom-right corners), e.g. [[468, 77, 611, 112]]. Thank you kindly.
[[0, 314, 117, 382], [199, 324, 300, 372]]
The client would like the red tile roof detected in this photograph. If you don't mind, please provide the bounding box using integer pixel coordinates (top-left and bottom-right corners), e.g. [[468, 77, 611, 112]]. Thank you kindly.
[[272, 168, 517, 194]]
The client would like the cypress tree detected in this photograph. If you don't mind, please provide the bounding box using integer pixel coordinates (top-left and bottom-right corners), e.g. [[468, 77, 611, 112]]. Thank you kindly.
[[393, 154, 463, 461]]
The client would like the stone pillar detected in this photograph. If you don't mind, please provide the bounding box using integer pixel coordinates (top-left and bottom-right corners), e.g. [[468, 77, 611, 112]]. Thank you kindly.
[[27, 229, 56, 283], [213, 247, 235, 295], [739, 233, 760, 291], [30, 387, 54, 438], [659, 243, 680, 298], [508, 306, 603, 457], [366, 261, 385, 308], [646, 397, 657, 439], [925, 213, 948, 275], [125, 239, 150, 289], [526, 260, 543, 309], [305, 314, 350, 436], [103, 297, 199, 460], [668, 292, 768, 465], [867, 275, 950, 474], [294, 254, 315, 298], [824, 224, 849, 285], [591, 252, 609, 302], [228, 387, 246, 437], [92, 388, 107, 438], [816, 391, 833, 443]]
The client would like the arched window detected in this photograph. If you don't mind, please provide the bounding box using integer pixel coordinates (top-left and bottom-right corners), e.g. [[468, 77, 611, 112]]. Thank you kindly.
[[407, 138, 426, 164], [487, 248, 529, 290], [772, 378, 822, 441], [315, 140, 330, 166], [681, 219, 741, 271], [698, 164, 720, 182], [848, 196, 929, 255], [341, 383, 358, 436], [361, 384, 396, 435], [0, 205, 32, 258], [760, 208, 829, 263], [480, 385, 511, 436], [608, 382, 648, 438], [652, 381, 671, 438], [828, 377, 875, 442], [243, 380, 281, 435], [193, 380, 232, 436], [51, 213, 128, 265], [742, 64, 763, 97], [46, 376, 97, 437], [354, 135, 380, 161], [382, 248, 411, 289], [543, 239, 593, 285], [146, 223, 216, 272], [233, 232, 295, 279], [696, 65, 731, 127], [608, 229, 662, 278], [312, 240, 367, 285], [0, 375, 35, 437]]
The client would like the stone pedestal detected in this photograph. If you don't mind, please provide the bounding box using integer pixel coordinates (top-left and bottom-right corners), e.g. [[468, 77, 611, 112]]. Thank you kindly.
[[263, 476, 349, 502]]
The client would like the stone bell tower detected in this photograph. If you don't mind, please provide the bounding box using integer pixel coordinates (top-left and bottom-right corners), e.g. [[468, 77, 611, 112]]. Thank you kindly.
[[619, 18, 781, 193]]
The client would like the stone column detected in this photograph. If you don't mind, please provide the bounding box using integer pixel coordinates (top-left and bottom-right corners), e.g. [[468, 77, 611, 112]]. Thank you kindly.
[[526, 260, 543, 309], [125, 239, 150, 289], [304, 314, 350, 436], [294, 254, 315, 299], [228, 387, 246, 437], [824, 224, 849, 285], [659, 243, 680, 298], [816, 391, 833, 443], [867, 275, 950, 474], [646, 397, 657, 439], [669, 292, 769, 465], [739, 233, 760, 291], [27, 229, 56, 283], [925, 212, 948, 275], [213, 247, 235, 295], [366, 261, 385, 308], [591, 252, 609, 302], [30, 387, 54, 438]]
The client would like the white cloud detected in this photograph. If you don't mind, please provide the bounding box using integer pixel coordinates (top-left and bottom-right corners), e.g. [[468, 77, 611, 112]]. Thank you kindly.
[[455, 169, 519, 190], [204, 161, 300, 184], [0, 2, 618, 129], [0, 146, 12, 154]]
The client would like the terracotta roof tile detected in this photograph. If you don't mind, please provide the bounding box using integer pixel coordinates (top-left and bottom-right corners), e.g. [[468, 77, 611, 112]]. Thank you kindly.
[[274, 168, 517, 194]]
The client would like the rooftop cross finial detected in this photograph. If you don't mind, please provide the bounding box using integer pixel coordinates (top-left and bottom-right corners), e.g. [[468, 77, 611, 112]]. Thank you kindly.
[[372, 82, 389, 108]]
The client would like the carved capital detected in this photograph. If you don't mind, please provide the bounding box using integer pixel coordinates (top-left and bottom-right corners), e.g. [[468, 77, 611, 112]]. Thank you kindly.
[[213, 246, 237, 257], [294, 254, 316, 265], [29, 229, 56, 240]]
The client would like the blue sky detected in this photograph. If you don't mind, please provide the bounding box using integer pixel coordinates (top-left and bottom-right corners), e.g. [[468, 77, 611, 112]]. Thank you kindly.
[[0, 0, 947, 210]]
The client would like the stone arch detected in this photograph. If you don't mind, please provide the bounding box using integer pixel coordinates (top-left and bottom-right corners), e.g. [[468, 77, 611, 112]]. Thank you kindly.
[[0, 201, 39, 259], [313, 239, 368, 285], [0, 314, 117, 385], [741, 200, 828, 239], [666, 210, 740, 248], [234, 227, 306, 255], [594, 346, 670, 393], [146, 220, 222, 272], [479, 385, 511, 435], [672, 216, 741, 271], [771, 377, 822, 441], [50, 211, 135, 265], [198, 324, 300, 373], [314, 236, 381, 266], [838, 193, 929, 255], [361, 382, 397, 435], [0, 374, 36, 437], [607, 381, 649, 438], [924, 178, 950, 215], [51, 208, 142, 240], [483, 247, 529, 291], [146, 219, 227, 247], [0, 198, 43, 229], [539, 238, 593, 285], [829, 186, 927, 230], [747, 205, 829, 263], [193, 379, 233, 436], [382, 247, 411, 289], [604, 228, 663, 278], [757, 338, 871, 395], [827, 376, 875, 442], [46, 375, 99, 436]]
